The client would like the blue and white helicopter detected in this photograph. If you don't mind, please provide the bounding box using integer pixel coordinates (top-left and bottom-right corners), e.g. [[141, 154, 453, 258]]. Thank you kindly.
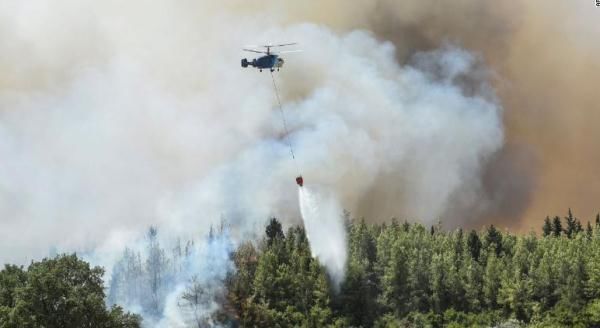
[[241, 43, 300, 72]]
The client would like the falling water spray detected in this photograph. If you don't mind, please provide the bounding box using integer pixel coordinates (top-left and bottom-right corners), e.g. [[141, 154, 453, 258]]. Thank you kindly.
[[298, 185, 347, 287]]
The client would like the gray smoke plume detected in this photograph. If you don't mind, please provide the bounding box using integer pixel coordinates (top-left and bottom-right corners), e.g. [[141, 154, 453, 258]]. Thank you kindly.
[[1, 1, 501, 264], [105, 227, 234, 327], [0, 1, 514, 325]]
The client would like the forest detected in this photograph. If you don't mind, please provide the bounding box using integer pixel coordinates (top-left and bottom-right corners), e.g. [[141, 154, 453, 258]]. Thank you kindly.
[[223, 211, 600, 327], [2, 210, 600, 327]]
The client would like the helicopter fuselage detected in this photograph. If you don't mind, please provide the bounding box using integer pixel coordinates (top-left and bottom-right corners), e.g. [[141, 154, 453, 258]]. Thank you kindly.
[[241, 54, 284, 71]]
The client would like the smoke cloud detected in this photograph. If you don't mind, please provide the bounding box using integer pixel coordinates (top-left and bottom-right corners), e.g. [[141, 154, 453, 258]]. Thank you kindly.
[[5, 0, 596, 325], [234, 1, 600, 231], [0, 0, 507, 267], [257, 0, 600, 231], [359, 1, 600, 230], [158, 232, 234, 328], [1, 3, 596, 317]]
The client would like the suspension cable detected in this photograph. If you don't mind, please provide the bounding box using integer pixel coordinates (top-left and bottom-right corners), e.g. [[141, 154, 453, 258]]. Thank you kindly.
[[270, 71, 300, 173]]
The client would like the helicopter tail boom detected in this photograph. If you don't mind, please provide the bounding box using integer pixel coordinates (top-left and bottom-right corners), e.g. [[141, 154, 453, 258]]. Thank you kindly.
[[241, 58, 257, 68]]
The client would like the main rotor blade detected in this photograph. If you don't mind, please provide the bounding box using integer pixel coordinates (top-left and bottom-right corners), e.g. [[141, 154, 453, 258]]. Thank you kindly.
[[252, 43, 298, 48], [270, 42, 298, 47], [243, 49, 267, 54], [277, 50, 302, 54]]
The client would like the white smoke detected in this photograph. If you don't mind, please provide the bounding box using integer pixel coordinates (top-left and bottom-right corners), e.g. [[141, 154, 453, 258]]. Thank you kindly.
[[105, 229, 234, 328], [298, 185, 347, 286], [1, 1, 503, 325], [157, 233, 234, 328]]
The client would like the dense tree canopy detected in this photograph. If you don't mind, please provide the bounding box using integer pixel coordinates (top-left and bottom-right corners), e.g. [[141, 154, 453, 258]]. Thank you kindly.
[[3, 210, 600, 327], [227, 211, 600, 327], [0, 254, 140, 328]]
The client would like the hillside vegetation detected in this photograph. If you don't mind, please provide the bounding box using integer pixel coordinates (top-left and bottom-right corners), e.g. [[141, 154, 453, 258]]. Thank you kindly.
[[2, 210, 600, 327], [228, 212, 600, 327]]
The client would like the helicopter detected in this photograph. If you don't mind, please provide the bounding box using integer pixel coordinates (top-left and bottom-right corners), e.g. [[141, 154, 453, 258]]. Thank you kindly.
[[241, 43, 300, 72]]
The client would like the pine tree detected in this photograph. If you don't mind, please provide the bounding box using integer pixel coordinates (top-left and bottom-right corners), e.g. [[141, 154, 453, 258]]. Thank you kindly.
[[227, 242, 258, 320], [338, 257, 377, 327], [558, 248, 587, 313], [532, 249, 557, 310], [575, 220, 583, 234], [483, 253, 501, 309], [462, 258, 483, 312], [498, 267, 533, 322], [467, 230, 482, 261], [484, 225, 503, 256], [543, 216, 553, 237], [308, 261, 333, 327], [180, 275, 214, 327], [337, 220, 379, 326], [565, 208, 577, 238], [552, 216, 563, 237], [430, 253, 446, 313], [390, 217, 399, 231], [145, 226, 169, 317], [378, 236, 409, 316], [455, 228, 464, 268], [402, 221, 410, 232], [265, 218, 285, 246], [586, 239, 600, 299], [407, 243, 431, 313]]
